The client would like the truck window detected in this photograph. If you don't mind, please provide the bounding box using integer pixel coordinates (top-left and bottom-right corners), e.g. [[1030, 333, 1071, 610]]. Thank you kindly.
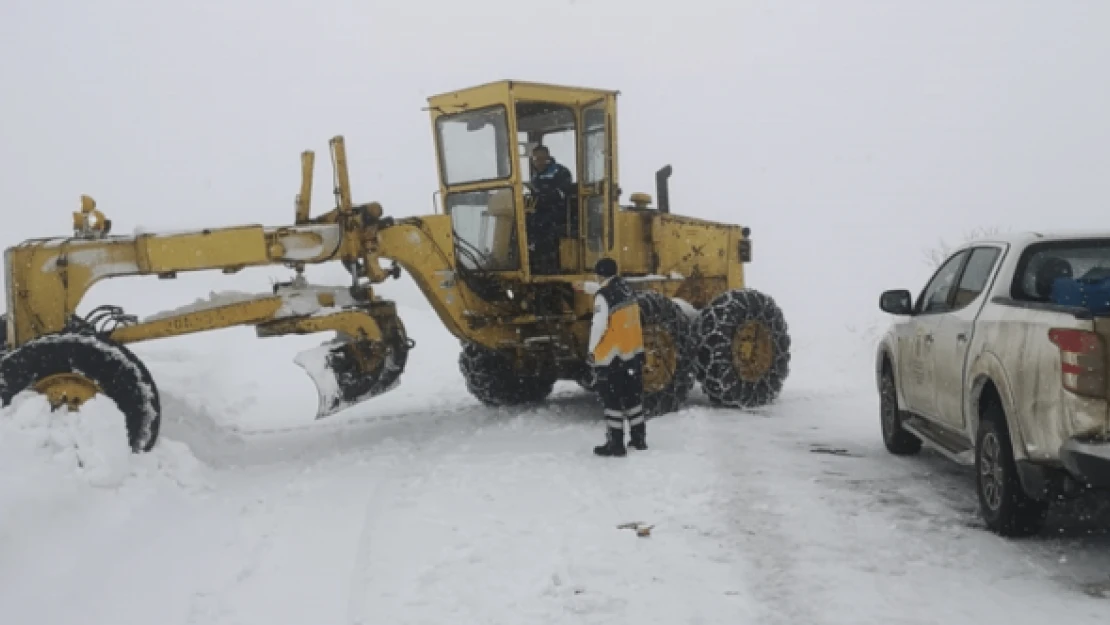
[[1012, 239, 1110, 302], [917, 249, 969, 314], [952, 246, 1001, 309]]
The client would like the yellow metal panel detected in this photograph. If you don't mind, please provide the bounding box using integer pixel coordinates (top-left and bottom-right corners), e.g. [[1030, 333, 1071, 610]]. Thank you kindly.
[[625, 276, 729, 310], [651, 213, 736, 279], [727, 229, 747, 290], [295, 150, 315, 223], [509, 82, 619, 106], [558, 238, 580, 273], [138, 226, 269, 273], [426, 81, 513, 115], [256, 310, 383, 341], [510, 79, 618, 96], [616, 211, 651, 275], [266, 225, 343, 263], [375, 217, 518, 350], [7, 239, 144, 344], [607, 94, 620, 197], [109, 297, 285, 344], [437, 180, 519, 195], [426, 80, 616, 109]]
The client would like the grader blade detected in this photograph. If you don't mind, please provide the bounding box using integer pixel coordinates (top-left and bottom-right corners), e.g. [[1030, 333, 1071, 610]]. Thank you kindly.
[[293, 334, 410, 419]]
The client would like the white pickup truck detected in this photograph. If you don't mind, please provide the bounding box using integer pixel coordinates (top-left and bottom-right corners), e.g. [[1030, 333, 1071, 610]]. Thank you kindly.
[[876, 232, 1110, 536]]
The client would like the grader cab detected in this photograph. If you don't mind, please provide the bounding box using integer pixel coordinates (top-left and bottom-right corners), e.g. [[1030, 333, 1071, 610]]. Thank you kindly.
[[429, 81, 618, 278], [0, 80, 791, 453]]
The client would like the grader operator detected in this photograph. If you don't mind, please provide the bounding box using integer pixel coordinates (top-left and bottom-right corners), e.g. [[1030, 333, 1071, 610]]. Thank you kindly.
[[0, 80, 791, 453]]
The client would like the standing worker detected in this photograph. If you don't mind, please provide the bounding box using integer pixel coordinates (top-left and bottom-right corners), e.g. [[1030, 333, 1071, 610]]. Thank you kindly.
[[587, 257, 647, 456]]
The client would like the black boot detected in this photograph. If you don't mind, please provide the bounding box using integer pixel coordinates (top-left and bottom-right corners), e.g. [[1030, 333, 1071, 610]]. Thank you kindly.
[[629, 422, 647, 451], [594, 427, 626, 457]]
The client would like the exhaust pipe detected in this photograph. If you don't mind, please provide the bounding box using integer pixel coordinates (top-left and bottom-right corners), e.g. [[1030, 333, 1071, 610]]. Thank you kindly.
[[655, 165, 672, 214]]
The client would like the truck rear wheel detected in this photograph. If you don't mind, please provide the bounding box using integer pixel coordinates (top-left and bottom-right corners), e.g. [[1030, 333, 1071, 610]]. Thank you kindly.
[[458, 342, 555, 407], [975, 403, 1048, 537], [0, 332, 161, 452], [692, 288, 790, 408]]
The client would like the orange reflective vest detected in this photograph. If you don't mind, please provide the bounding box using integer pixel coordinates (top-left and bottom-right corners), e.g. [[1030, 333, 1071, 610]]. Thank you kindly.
[[588, 278, 645, 366]]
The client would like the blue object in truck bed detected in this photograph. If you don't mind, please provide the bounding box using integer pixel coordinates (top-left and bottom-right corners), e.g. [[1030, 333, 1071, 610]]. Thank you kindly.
[[1051, 275, 1110, 314]]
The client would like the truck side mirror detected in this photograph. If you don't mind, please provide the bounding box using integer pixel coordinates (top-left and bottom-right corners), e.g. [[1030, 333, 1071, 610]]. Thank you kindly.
[[880, 289, 914, 315]]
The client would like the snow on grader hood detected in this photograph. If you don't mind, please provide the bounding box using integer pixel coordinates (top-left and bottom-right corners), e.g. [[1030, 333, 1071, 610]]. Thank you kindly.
[[0, 80, 792, 453]]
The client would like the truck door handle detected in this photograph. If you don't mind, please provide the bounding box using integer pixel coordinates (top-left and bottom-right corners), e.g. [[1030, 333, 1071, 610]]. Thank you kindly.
[[957, 333, 968, 343], [923, 334, 934, 343]]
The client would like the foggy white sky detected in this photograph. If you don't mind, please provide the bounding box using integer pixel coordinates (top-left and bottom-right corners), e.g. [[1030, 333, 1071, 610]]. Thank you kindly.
[[2, 0, 1109, 344]]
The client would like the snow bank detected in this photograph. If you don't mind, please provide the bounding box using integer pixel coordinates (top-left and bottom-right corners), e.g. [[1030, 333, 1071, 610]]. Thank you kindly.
[[142, 289, 270, 321], [672, 297, 699, 321], [0, 391, 211, 494]]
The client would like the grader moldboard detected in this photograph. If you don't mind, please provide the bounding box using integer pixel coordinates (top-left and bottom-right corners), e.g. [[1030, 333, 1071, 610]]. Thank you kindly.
[[0, 80, 791, 453]]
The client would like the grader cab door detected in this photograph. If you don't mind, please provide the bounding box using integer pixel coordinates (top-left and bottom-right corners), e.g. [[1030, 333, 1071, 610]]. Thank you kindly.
[[579, 100, 614, 272]]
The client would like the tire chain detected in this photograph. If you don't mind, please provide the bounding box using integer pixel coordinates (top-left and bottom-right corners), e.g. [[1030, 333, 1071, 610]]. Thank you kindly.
[[693, 289, 791, 408], [458, 342, 555, 406]]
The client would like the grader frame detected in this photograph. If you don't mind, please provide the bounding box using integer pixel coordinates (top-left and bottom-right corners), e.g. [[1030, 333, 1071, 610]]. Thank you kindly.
[[0, 80, 791, 453]]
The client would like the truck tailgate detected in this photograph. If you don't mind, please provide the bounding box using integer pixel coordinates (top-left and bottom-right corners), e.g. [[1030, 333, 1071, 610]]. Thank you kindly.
[[1090, 317, 1110, 435], [991, 305, 1110, 459]]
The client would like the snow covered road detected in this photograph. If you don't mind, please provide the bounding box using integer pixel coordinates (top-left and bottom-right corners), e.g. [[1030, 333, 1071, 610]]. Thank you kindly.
[[2, 308, 1110, 624]]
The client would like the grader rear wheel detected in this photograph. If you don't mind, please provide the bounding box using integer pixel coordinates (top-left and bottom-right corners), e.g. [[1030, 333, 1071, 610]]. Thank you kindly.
[[693, 288, 790, 408], [733, 320, 775, 382], [0, 333, 162, 452], [642, 322, 678, 395], [635, 291, 695, 416]]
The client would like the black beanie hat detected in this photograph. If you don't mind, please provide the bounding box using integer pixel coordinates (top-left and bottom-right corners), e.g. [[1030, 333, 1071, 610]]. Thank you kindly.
[[595, 257, 617, 278]]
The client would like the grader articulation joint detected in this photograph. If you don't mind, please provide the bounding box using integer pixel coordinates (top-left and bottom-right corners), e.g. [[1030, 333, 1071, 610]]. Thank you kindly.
[[0, 80, 791, 453]]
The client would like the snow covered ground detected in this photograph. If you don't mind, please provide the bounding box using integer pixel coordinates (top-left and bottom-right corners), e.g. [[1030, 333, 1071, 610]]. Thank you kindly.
[[2, 292, 1109, 625], [4, 0, 1110, 622]]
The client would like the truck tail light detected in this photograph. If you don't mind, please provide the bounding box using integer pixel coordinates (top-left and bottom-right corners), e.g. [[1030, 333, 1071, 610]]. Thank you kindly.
[[1048, 328, 1107, 398]]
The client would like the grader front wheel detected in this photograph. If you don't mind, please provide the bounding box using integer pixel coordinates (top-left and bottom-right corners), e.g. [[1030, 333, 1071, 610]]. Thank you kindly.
[[459, 342, 556, 406], [0, 333, 162, 452], [33, 373, 101, 411], [693, 288, 791, 408]]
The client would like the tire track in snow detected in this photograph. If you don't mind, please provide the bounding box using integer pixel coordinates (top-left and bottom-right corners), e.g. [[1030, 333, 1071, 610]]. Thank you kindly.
[[696, 410, 824, 625], [154, 384, 521, 624], [174, 409, 507, 625], [184, 490, 282, 624], [343, 423, 592, 623], [343, 409, 533, 625], [701, 395, 980, 625], [714, 391, 1110, 625], [159, 387, 509, 468], [341, 402, 772, 623], [577, 414, 764, 624]]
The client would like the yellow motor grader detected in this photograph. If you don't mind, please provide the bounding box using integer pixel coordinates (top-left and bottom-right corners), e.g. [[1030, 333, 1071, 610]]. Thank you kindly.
[[0, 80, 790, 452]]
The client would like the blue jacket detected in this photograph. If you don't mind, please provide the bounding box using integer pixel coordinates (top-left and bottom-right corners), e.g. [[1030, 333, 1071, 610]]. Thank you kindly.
[[531, 159, 574, 229]]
